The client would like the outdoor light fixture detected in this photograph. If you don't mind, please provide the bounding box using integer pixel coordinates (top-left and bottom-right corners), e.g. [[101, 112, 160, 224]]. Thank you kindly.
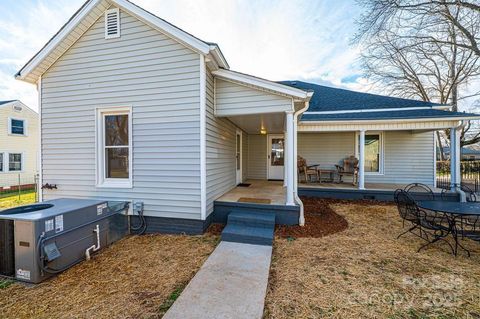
[[260, 128, 267, 135]]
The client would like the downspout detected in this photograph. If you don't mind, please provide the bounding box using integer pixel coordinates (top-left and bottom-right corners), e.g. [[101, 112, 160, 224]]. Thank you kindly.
[[293, 99, 310, 226]]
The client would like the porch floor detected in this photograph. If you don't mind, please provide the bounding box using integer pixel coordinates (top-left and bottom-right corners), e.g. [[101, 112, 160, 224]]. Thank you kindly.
[[217, 180, 286, 205]]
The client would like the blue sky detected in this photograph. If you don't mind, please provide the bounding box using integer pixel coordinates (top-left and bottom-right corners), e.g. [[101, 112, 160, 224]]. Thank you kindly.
[[0, 0, 368, 111]]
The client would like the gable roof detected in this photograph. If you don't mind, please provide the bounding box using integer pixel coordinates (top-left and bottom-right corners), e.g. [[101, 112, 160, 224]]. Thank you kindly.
[[16, 0, 229, 84], [0, 100, 38, 114], [213, 69, 313, 101], [279, 80, 447, 113], [0, 100, 17, 106]]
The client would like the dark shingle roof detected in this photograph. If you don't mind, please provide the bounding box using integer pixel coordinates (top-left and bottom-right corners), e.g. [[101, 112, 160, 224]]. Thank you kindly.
[[301, 109, 479, 122], [0, 100, 16, 106], [279, 80, 445, 112]]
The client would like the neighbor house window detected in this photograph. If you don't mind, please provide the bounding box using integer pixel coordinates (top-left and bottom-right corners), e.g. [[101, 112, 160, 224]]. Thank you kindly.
[[0, 153, 3, 172], [9, 118, 25, 135], [8, 153, 22, 171], [96, 107, 132, 188], [356, 132, 384, 174]]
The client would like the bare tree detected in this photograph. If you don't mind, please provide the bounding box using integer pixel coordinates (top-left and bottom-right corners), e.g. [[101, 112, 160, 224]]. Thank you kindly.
[[355, 0, 480, 159]]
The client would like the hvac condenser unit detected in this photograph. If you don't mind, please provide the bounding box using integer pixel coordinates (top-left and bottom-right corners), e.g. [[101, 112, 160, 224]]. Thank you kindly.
[[0, 198, 129, 283]]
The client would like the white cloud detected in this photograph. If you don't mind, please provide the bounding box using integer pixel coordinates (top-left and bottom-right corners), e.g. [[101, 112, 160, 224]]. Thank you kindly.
[[0, 0, 369, 112]]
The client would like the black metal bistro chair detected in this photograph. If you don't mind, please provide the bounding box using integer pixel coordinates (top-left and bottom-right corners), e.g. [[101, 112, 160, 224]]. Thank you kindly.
[[395, 189, 454, 253], [395, 189, 423, 239], [404, 183, 435, 201]]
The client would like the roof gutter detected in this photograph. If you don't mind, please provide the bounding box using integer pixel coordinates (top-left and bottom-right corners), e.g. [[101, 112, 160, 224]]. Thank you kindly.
[[300, 115, 480, 125]]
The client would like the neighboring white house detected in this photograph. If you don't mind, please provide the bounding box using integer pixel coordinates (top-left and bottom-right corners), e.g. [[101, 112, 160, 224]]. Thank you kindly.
[[15, 0, 480, 233], [0, 100, 39, 190]]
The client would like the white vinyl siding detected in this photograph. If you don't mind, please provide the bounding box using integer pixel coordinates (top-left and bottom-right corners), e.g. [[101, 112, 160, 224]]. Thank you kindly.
[[215, 79, 292, 116], [205, 69, 237, 216], [298, 131, 435, 186], [41, 9, 202, 219], [247, 134, 268, 180], [367, 131, 435, 185]]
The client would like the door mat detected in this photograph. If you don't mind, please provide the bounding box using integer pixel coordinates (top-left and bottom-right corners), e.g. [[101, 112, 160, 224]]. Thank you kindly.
[[237, 197, 271, 204], [237, 183, 251, 187]]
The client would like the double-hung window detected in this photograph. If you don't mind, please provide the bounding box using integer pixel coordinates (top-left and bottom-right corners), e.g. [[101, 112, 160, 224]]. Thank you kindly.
[[9, 118, 26, 135], [9, 153, 22, 171], [96, 107, 132, 188]]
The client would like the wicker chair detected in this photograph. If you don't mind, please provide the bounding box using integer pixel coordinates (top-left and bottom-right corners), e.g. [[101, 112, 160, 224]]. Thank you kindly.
[[335, 156, 359, 185], [297, 156, 319, 183]]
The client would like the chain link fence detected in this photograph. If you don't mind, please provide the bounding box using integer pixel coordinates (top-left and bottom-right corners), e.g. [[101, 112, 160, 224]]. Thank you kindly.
[[0, 174, 38, 209]]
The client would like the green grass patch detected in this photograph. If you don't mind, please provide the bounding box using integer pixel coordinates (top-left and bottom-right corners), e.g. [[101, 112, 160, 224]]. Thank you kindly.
[[0, 279, 15, 289], [158, 282, 188, 315], [0, 190, 36, 209]]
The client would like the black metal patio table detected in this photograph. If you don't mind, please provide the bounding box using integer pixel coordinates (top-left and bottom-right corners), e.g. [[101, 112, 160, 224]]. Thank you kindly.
[[417, 200, 480, 256]]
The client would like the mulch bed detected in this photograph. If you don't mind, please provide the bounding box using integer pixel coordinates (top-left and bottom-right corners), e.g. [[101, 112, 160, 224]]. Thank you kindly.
[[207, 197, 390, 238], [275, 197, 349, 238]]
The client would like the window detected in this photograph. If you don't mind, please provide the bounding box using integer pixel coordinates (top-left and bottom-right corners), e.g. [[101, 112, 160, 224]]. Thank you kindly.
[[0, 153, 3, 172], [9, 118, 25, 135], [105, 8, 120, 39], [9, 153, 22, 172], [356, 132, 384, 174], [96, 107, 132, 188]]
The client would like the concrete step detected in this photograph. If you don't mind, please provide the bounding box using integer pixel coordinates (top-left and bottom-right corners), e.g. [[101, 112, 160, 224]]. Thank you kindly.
[[221, 224, 274, 246], [227, 210, 276, 228]]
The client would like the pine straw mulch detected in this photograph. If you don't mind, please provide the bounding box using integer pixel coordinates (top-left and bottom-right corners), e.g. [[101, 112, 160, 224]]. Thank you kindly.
[[0, 234, 219, 319], [264, 198, 480, 319]]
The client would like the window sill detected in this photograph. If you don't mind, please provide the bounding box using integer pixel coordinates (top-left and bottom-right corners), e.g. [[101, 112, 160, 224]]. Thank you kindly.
[[8, 133, 27, 137], [96, 179, 132, 189]]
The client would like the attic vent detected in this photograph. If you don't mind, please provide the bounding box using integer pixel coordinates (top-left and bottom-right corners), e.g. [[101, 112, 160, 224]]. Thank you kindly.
[[105, 8, 120, 39], [13, 105, 23, 112]]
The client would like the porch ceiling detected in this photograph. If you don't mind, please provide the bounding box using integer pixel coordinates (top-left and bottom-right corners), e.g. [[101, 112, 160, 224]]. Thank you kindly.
[[228, 113, 285, 134]]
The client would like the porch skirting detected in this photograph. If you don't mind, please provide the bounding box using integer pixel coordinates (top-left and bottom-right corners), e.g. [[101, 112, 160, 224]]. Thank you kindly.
[[298, 187, 460, 202]]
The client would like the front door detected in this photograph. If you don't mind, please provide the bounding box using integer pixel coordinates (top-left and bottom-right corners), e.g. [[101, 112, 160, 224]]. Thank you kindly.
[[236, 130, 242, 184], [268, 134, 285, 180]]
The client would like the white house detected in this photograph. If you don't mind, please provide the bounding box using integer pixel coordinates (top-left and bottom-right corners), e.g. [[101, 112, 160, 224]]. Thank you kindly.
[[15, 0, 480, 233], [0, 100, 39, 190]]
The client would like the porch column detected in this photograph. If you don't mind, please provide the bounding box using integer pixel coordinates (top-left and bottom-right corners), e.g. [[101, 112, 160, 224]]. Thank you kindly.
[[450, 126, 461, 191], [358, 130, 365, 190], [286, 111, 295, 205]]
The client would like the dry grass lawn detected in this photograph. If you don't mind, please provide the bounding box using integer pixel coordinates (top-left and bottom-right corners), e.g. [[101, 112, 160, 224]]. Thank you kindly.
[[265, 199, 480, 319], [0, 234, 218, 319]]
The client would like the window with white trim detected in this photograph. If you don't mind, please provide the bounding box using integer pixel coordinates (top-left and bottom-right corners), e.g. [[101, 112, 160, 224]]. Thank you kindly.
[[0, 153, 3, 172], [9, 118, 26, 135], [356, 132, 384, 174], [9, 153, 22, 171], [96, 107, 132, 188], [105, 8, 120, 39]]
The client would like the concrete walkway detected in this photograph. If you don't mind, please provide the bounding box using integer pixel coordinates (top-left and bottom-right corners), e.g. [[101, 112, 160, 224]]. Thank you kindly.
[[163, 241, 272, 319]]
